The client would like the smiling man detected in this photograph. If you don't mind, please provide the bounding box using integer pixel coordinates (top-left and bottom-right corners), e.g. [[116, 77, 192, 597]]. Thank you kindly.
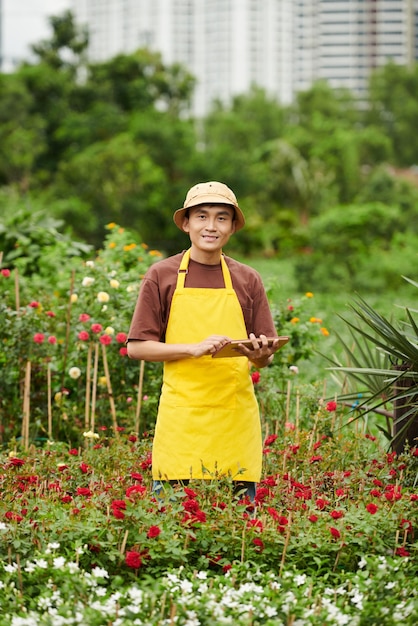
[[127, 181, 280, 499]]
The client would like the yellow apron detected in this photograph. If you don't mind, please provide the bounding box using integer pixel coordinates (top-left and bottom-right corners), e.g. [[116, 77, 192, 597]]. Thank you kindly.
[[152, 248, 262, 481]]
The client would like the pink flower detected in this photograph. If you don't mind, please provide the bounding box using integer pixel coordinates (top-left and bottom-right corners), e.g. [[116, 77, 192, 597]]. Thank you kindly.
[[91, 323, 103, 334], [29, 301, 40, 308], [79, 313, 91, 322], [116, 332, 128, 343], [33, 333, 45, 344], [119, 347, 128, 356], [78, 331, 90, 341], [99, 334, 112, 345], [48, 336, 57, 344], [45, 311, 56, 318], [1, 268, 11, 277]]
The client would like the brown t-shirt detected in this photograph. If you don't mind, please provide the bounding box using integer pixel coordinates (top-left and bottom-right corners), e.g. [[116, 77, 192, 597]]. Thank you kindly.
[[128, 251, 277, 342]]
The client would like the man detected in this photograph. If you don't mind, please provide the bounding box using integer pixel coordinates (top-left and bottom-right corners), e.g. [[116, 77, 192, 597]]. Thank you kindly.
[[127, 181, 280, 499]]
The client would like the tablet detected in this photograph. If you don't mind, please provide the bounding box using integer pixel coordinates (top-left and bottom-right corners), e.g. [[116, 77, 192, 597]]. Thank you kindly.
[[212, 336, 289, 358]]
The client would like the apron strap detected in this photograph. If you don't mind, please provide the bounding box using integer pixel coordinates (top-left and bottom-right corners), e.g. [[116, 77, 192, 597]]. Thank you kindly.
[[176, 248, 233, 290]]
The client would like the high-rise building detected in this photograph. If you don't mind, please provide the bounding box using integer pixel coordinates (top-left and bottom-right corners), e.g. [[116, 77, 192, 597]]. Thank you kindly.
[[71, 0, 418, 115]]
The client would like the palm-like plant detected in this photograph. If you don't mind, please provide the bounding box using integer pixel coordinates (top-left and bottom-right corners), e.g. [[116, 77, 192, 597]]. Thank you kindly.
[[325, 280, 418, 453]]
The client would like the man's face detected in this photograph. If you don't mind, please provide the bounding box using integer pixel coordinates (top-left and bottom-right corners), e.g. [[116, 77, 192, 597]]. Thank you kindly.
[[182, 204, 236, 252]]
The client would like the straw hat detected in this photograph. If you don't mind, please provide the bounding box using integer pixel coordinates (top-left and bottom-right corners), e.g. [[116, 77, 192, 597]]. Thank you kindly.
[[173, 181, 245, 231]]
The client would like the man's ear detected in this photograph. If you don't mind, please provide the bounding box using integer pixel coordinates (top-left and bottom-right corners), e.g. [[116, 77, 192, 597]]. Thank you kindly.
[[182, 217, 190, 233]]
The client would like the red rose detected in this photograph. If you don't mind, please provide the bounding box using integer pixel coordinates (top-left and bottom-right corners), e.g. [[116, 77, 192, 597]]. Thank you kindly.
[[78, 331, 90, 341], [366, 503, 378, 514], [99, 334, 112, 345], [33, 333, 45, 344], [330, 527, 341, 539], [116, 332, 128, 343], [125, 551, 142, 568], [325, 401, 337, 412], [147, 525, 161, 539], [251, 371, 260, 384]]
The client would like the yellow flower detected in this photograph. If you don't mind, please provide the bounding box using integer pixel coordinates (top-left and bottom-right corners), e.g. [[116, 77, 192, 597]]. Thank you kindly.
[[97, 291, 110, 303], [141, 243, 149, 249], [290, 317, 300, 324], [106, 223, 117, 230], [108, 242, 116, 249], [109, 279, 120, 288], [104, 326, 115, 335], [118, 227, 125, 234], [98, 376, 107, 387], [123, 243, 137, 251], [320, 327, 330, 336], [149, 250, 162, 257], [309, 317, 322, 324], [305, 292, 314, 298], [70, 293, 78, 303]]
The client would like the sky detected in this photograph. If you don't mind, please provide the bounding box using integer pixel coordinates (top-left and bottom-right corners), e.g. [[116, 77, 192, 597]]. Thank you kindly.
[[2, 0, 71, 68]]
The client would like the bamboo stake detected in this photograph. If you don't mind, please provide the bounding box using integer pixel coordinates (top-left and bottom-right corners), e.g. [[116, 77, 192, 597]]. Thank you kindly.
[[61, 270, 75, 389], [101, 343, 118, 435], [285, 380, 291, 422], [84, 343, 93, 431], [295, 391, 300, 442], [22, 360, 31, 450], [90, 343, 99, 434], [279, 513, 292, 576], [47, 364, 52, 440], [120, 529, 129, 555], [14, 268, 20, 311], [134, 360, 145, 435]]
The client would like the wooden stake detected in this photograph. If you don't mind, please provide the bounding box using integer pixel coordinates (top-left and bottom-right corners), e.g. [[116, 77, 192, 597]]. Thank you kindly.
[[84, 343, 93, 431], [90, 343, 99, 434], [47, 364, 52, 440], [101, 343, 118, 435], [61, 270, 75, 389], [14, 268, 20, 311], [135, 360, 145, 435], [279, 513, 292, 576], [22, 360, 31, 450]]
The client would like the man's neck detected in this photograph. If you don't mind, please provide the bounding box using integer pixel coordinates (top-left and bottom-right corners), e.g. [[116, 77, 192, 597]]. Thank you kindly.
[[189, 248, 222, 265]]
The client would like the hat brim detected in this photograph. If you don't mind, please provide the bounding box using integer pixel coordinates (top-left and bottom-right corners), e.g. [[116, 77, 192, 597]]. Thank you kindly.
[[173, 198, 245, 232]]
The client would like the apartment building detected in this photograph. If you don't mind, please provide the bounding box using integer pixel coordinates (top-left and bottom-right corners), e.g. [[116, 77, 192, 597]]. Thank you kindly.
[[71, 0, 418, 115]]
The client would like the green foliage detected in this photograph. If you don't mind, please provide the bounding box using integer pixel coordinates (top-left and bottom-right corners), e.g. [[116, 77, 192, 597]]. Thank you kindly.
[[293, 202, 416, 292]]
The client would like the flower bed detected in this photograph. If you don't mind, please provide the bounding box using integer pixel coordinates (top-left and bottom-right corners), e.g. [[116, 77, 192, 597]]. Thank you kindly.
[[1, 430, 417, 625]]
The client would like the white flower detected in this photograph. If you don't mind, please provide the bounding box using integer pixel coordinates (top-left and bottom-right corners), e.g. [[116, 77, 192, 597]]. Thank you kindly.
[[53, 557, 66, 569], [69, 367, 81, 380], [294, 573, 306, 586], [92, 567, 109, 578], [47, 542, 60, 550], [109, 279, 120, 288], [82, 276, 95, 287], [126, 284, 138, 293], [0, 521, 7, 530], [97, 291, 110, 303], [289, 365, 299, 374], [358, 556, 367, 569], [83, 430, 99, 439], [86, 260, 95, 268], [4, 562, 18, 573], [104, 326, 115, 335]]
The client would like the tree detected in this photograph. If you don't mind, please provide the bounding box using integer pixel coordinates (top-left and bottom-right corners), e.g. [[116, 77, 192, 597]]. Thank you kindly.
[[367, 62, 418, 166]]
